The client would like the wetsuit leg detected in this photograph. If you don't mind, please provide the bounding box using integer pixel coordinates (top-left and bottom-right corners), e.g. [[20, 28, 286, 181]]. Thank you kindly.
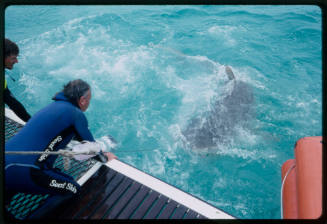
[[5, 164, 80, 220], [30, 167, 81, 196], [5, 164, 80, 197], [4, 87, 31, 122]]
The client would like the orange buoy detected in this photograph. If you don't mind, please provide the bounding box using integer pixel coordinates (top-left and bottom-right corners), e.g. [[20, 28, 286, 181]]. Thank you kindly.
[[281, 136, 322, 219]]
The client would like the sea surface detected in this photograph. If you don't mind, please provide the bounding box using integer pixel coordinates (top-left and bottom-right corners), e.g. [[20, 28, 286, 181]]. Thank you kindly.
[[5, 5, 322, 219]]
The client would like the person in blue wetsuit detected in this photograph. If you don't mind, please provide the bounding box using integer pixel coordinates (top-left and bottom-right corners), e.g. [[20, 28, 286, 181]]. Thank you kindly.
[[5, 79, 117, 204]]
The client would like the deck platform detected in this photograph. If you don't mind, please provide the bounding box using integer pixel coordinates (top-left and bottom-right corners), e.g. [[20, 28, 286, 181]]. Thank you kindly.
[[44, 164, 207, 219], [4, 108, 234, 220]]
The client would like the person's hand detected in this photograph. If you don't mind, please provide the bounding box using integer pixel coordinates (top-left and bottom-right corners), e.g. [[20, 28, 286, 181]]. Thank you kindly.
[[104, 152, 117, 161]]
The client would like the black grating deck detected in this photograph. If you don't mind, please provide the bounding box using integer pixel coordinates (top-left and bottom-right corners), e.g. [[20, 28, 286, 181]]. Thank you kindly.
[[46, 165, 207, 220], [6, 193, 50, 220], [5, 115, 24, 141]]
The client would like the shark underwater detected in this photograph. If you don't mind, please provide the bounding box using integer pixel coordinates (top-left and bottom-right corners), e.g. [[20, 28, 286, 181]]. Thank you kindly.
[[181, 66, 254, 150]]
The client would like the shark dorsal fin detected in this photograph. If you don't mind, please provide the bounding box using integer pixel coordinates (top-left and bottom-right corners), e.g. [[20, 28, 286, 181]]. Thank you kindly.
[[225, 66, 235, 80]]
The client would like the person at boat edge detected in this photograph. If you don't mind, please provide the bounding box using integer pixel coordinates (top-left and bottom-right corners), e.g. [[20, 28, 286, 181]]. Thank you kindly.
[[4, 38, 31, 122], [5, 79, 117, 207]]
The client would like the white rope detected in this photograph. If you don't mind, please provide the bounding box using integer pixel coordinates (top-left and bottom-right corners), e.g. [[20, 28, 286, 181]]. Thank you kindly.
[[6, 141, 105, 157], [5, 149, 98, 157], [114, 148, 159, 153], [280, 163, 296, 219], [6, 148, 103, 171]]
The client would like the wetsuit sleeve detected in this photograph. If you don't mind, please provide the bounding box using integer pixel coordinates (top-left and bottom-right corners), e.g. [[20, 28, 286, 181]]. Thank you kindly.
[[73, 110, 95, 142], [73, 110, 108, 163], [4, 87, 31, 122]]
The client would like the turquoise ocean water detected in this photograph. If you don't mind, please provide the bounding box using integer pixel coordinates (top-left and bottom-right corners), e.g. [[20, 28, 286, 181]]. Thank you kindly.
[[5, 5, 322, 219]]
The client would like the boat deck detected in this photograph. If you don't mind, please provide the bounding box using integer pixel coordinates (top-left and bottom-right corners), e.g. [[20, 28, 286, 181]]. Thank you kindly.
[[4, 108, 234, 220], [43, 164, 207, 219]]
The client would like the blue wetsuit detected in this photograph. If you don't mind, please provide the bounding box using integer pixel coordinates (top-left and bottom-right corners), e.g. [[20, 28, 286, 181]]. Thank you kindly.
[[5, 92, 95, 198]]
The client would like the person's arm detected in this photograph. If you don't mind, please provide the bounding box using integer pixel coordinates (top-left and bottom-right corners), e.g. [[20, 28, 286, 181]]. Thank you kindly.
[[73, 110, 117, 161], [73, 110, 95, 142], [4, 87, 31, 122]]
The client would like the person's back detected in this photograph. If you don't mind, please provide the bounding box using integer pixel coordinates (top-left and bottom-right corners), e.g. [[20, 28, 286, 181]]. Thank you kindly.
[[5, 91, 91, 168]]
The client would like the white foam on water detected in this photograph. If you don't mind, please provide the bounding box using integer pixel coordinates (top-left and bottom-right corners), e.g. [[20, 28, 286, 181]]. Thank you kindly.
[[218, 145, 277, 161], [96, 135, 118, 152], [142, 150, 166, 176], [162, 59, 234, 129], [206, 25, 244, 46], [18, 73, 42, 99]]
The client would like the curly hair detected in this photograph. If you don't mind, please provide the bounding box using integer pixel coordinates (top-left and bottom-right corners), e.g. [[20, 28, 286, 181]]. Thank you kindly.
[[62, 79, 90, 104]]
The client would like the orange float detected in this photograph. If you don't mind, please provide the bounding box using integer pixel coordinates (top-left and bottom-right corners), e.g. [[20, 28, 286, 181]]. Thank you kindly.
[[281, 136, 322, 219]]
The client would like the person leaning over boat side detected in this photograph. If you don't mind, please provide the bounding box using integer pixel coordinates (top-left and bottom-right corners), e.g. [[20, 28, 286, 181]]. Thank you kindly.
[[5, 79, 117, 203], [4, 38, 31, 122]]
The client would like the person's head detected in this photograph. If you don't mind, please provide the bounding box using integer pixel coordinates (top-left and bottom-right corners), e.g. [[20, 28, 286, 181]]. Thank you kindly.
[[4, 38, 19, 70], [63, 79, 91, 112]]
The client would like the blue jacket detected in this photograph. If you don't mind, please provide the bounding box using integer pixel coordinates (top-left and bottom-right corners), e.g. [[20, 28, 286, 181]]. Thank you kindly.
[[5, 92, 95, 169]]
